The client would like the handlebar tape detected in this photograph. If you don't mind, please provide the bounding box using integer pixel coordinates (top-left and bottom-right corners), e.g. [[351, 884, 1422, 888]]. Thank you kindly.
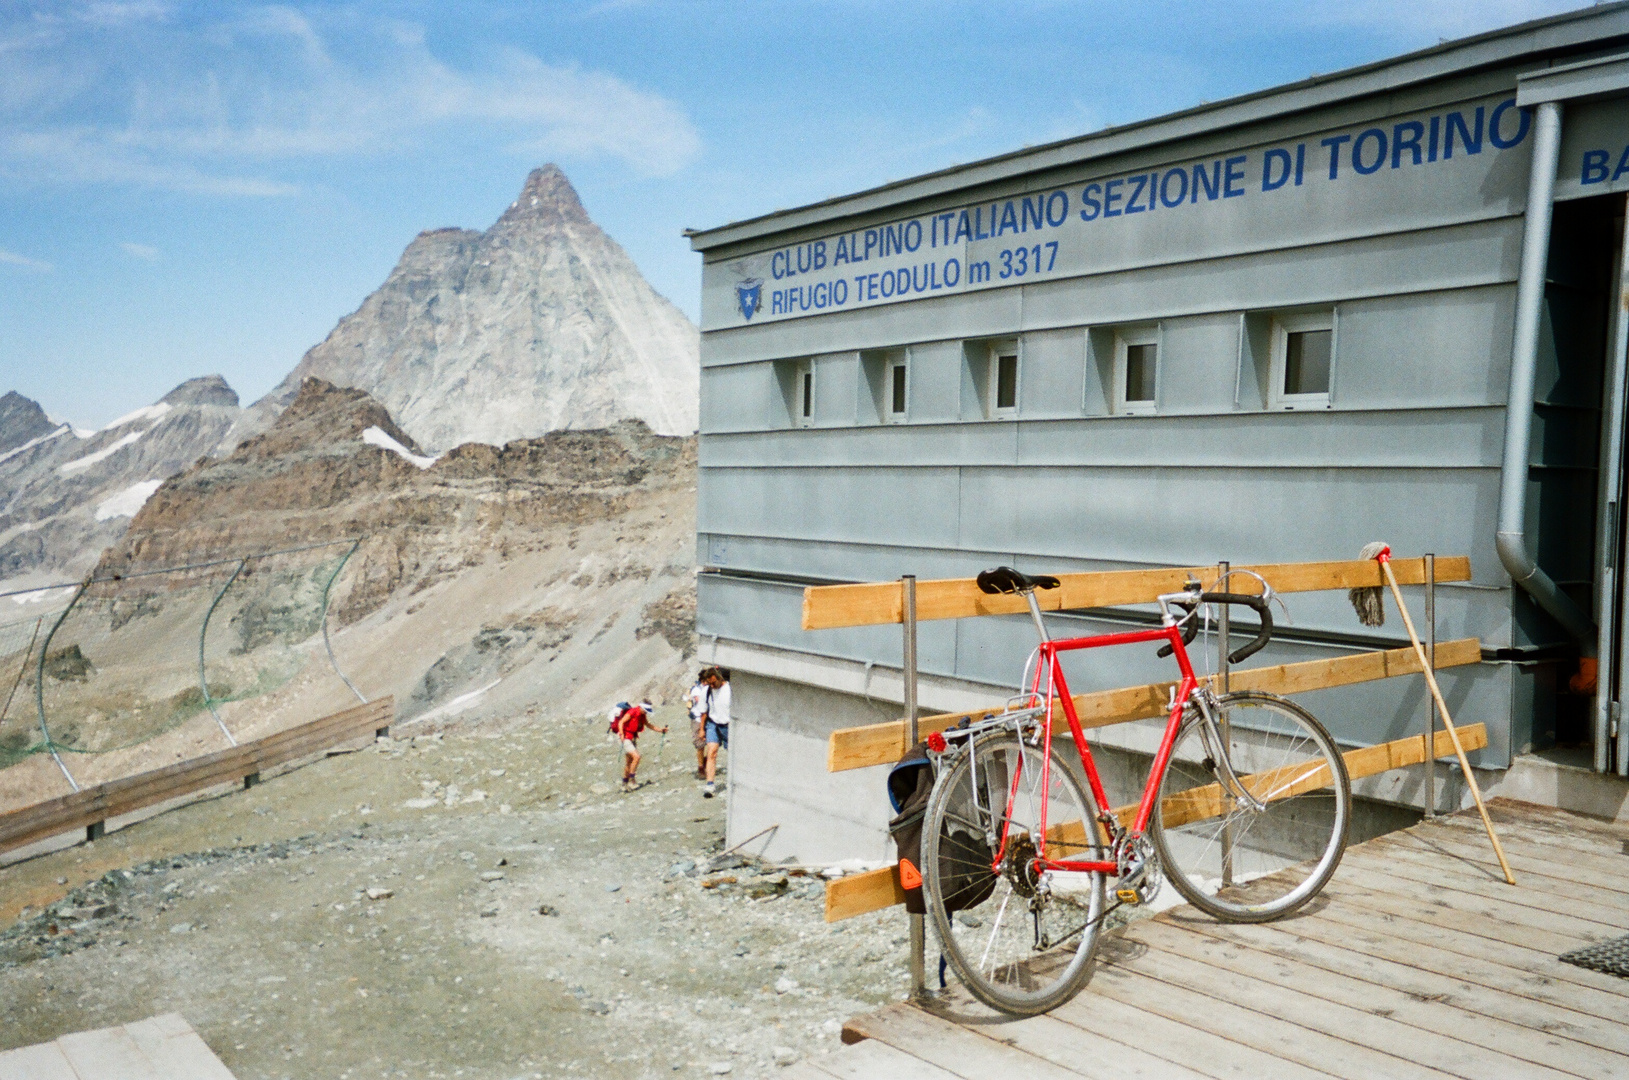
[[1157, 592, 1274, 664]]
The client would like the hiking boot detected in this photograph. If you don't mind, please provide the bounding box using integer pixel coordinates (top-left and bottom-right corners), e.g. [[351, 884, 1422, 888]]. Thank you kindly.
[[695, 767, 706, 780], [703, 781, 716, 799]]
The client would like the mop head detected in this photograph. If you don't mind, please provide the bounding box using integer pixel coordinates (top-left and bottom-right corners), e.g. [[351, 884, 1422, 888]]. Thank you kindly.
[[1349, 541, 1388, 628]]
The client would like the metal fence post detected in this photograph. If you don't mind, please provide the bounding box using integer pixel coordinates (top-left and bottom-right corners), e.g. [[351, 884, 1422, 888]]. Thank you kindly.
[[320, 541, 369, 707], [903, 574, 925, 999], [198, 558, 246, 748], [1424, 553, 1437, 818], [35, 580, 86, 793]]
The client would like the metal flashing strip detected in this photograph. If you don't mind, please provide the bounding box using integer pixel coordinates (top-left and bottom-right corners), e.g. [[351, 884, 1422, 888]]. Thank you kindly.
[[1519, 49, 1629, 105], [687, 4, 1629, 251]]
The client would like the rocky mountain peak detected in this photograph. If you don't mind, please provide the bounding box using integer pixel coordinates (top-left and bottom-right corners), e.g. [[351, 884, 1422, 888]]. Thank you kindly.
[[493, 164, 592, 232], [161, 375, 239, 409], [0, 391, 60, 454], [236, 378, 419, 463]]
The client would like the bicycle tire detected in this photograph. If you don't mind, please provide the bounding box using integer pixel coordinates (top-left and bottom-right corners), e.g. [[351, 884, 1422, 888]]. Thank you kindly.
[[923, 733, 1107, 1015], [1151, 690, 1349, 923]]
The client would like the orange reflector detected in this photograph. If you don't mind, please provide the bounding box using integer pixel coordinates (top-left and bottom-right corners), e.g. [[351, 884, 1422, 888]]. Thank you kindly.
[[899, 858, 923, 890]]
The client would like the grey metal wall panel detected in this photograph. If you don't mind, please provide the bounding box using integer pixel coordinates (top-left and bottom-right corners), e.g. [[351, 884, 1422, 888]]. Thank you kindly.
[[1152, 314, 1244, 414], [811, 352, 861, 427], [700, 361, 777, 433], [1016, 329, 1088, 420], [905, 340, 965, 423], [699, 407, 1506, 470], [1334, 287, 1516, 408], [699, 465, 965, 548], [700, 220, 1520, 367]]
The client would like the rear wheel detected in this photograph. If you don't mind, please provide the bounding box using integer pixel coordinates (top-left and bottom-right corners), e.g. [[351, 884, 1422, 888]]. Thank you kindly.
[[1151, 690, 1349, 922], [922, 733, 1107, 1015]]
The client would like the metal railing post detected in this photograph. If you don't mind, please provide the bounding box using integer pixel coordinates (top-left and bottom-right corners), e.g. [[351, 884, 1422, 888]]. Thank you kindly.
[[198, 559, 247, 747], [1424, 553, 1437, 817], [320, 541, 368, 705], [35, 580, 86, 793], [903, 574, 925, 999]]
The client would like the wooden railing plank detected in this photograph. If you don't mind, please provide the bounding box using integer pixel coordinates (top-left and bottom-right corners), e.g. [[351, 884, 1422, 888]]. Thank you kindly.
[[827, 639, 1482, 773], [803, 556, 1471, 631], [0, 697, 393, 852], [824, 722, 1490, 922]]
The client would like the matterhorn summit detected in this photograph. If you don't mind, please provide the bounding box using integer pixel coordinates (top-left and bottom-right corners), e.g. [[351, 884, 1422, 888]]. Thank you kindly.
[[231, 165, 699, 451]]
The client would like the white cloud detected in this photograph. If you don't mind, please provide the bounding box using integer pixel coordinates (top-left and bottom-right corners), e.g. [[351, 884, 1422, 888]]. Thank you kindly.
[[119, 240, 159, 260], [0, 246, 51, 271], [0, 5, 702, 195]]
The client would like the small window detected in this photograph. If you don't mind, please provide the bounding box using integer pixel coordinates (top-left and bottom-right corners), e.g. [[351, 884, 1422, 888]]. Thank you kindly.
[[889, 358, 908, 420], [1113, 329, 1158, 415], [988, 344, 1019, 418], [796, 359, 815, 427], [1271, 312, 1334, 408]]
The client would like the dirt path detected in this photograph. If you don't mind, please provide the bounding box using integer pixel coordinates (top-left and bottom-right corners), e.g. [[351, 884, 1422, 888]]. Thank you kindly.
[[0, 708, 910, 1079]]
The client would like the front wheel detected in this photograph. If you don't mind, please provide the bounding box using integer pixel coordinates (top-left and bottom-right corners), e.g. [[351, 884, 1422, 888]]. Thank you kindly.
[[1151, 690, 1349, 923], [922, 733, 1107, 1016]]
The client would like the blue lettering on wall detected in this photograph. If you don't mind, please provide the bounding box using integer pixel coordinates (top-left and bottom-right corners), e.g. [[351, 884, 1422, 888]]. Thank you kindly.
[[1445, 107, 1483, 158], [1352, 129, 1387, 175], [1125, 174, 1149, 214], [1392, 121, 1425, 167], [1193, 161, 1222, 201], [1103, 178, 1125, 217], [1262, 148, 1293, 191], [1046, 191, 1069, 226], [1583, 149, 1610, 185], [1488, 99, 1528, 149], [1616, 147, 1629, 182], [1160, 168, 1188, 206], [1223, 155, 1247, 197], [1321, 134, 1351, 179], [1080, 183, 1102, 220]]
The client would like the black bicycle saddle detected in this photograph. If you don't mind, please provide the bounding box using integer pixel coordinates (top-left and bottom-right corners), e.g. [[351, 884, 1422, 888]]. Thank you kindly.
[[976, 566, 1061, 595]]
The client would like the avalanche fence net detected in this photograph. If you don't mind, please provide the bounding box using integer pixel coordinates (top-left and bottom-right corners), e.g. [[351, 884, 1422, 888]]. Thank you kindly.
[[0, 540, 364, 787]]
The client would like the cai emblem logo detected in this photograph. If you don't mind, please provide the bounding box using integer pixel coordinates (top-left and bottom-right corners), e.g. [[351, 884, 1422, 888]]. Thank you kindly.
[[735, 278, 763, 321]]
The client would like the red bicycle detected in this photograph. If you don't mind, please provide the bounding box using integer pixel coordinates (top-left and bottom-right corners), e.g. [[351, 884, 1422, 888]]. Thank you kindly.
[[921, 567, 1351, 1015]]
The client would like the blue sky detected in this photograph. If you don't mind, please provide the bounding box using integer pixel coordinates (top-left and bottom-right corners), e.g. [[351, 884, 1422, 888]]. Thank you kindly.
[[0, 0, 1594, 428]]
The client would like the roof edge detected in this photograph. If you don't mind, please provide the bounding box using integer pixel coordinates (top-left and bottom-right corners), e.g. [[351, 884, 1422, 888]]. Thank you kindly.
[[688, 1, 1629, 253]]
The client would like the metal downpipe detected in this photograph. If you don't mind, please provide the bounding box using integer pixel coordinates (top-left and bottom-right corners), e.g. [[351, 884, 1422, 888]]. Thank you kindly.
[[1496, 100, 1598, 653]]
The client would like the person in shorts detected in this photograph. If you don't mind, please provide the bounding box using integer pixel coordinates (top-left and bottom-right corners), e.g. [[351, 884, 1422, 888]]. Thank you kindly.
[[701, 668, 731, 799], [686, 669, 711, 780], [608, 700, 665, 792]]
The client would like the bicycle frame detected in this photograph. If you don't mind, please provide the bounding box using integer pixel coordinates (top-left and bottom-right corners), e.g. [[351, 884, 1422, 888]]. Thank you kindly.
[[994, 612, 1198, 879]]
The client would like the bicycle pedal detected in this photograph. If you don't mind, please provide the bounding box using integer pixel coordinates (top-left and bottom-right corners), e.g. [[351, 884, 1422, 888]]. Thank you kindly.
[[1115, 888, 1142, 905]]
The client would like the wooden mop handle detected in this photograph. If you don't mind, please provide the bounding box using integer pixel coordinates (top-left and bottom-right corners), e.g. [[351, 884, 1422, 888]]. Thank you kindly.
[[1377, 553, 1516, 885]]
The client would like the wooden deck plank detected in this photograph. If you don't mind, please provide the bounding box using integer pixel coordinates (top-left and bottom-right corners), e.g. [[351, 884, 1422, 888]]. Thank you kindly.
[[843, 1003, 1095, 1080], [813, 1037, 966, 1079], [1138, 918, 1618, 1079], [1425, 812, 1629, 879], [1101, 939, 1514, 1080], [1342, 839, 1629, 927], [0, 1043, 79, 1080], [1329, 862, 1617, 947], [1048, 978, 1340, 1080], [1166, 911, 1629, 1057], [1083, 946, 1444, 1080], [1302, 885, 1629, 1005], [922, 990, 1217, 1080], [1372, 826, 1629, 899]]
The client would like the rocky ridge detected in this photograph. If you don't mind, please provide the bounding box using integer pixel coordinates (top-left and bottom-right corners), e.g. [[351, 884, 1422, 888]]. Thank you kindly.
[[0, 377, 242, 591], [228, 165, 699, 452]]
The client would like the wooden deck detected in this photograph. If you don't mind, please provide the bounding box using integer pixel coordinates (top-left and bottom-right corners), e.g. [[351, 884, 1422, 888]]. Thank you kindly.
[[797, 800, 1629, 1080], [0, 1013, 235, 1079]]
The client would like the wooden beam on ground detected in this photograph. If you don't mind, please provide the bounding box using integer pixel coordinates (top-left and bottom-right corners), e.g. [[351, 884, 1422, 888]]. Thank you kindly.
[[802, 556, 1471, 631], [0, 697, 393, 853], [823, 721, 1489, 922], [828, 638, 1481, 773]]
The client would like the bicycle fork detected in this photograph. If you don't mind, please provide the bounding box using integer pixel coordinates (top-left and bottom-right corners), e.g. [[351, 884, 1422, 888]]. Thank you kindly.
[[1187, 689, 1266, 814]]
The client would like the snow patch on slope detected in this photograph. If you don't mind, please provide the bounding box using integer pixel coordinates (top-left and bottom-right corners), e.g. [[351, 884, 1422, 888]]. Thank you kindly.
[[362, 426, 438, 470], [94, 479, 164, 521], [104, 401, 171, 431], [0, 425, 68, 467], [59, 430, 144, 475]]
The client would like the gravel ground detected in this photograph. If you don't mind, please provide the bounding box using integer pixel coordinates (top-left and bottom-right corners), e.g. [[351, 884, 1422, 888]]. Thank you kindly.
[[0, 707, 910, 1079]]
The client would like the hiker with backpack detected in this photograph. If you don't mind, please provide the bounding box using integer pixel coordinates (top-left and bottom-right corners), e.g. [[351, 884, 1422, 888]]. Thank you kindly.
[[700, 667, 731, 799], [686, 669, 711, 780], [607, 700, 666, 792]]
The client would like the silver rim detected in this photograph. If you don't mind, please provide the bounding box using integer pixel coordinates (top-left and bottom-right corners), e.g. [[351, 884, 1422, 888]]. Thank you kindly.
[[1152, 691, 1349, 923], [924, 734, 1106, 1014]]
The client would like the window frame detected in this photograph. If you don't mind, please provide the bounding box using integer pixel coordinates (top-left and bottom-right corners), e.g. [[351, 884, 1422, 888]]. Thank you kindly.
[[1270, 311, 1336, 410], [987, 340, 1020, 420], [1113, 326, 1160, 416], [887, 353, 909, 423], [794, 358, 816, 427]]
